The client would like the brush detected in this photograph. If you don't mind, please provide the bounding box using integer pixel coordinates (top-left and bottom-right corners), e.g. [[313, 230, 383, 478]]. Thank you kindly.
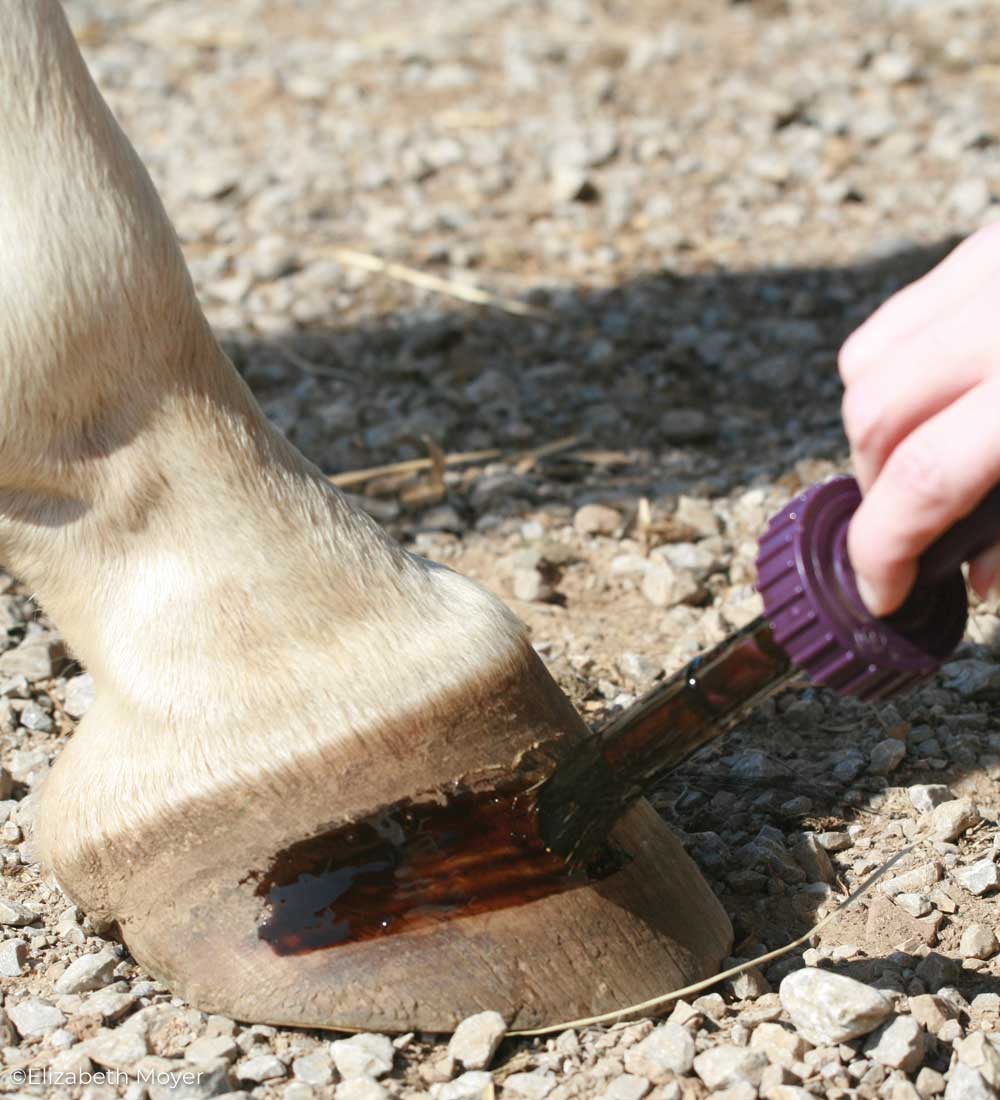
[[536, 476, 1000, 867]]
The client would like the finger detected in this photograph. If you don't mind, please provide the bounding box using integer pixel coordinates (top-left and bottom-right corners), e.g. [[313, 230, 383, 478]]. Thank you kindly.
[[969, 542, 1000, 601], [848, 375, 1000, 616], [842, 288, 994, 492], [839, 223, 1000, 384]]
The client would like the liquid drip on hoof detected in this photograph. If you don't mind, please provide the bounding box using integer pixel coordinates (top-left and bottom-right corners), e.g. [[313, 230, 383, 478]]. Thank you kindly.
[[248, 786, 624, 954]]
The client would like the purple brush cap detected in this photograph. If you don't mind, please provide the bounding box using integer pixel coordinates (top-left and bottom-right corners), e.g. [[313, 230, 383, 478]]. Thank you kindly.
[[756, 477, 1000, 702]]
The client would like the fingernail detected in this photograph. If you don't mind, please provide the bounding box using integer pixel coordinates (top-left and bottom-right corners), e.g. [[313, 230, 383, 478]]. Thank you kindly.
[[855, 574, 884, 616]]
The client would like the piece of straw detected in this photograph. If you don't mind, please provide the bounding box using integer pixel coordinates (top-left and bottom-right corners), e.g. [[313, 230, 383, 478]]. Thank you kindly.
[[508, 841, 917, 1037], [331, 247, 553, 321]]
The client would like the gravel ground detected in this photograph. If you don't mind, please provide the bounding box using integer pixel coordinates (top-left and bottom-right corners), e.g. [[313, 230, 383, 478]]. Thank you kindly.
[[2, 0, 1000, 1097]]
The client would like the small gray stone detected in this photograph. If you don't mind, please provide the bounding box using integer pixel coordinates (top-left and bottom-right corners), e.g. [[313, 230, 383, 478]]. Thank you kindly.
[[659, 409, 715, 442], [64, 673, 96, 718], [7, 747, 48, 783], [748, 1022, 809, 1067], [954, 1033, 1000, 1089], [894, 892, 932, 918], [949, 179, 992, 220], [792, 835, 835, 884], [674, 496, 720, 538], [831, 750, 866, 783], [692, 1045, 767, 1089], [959, 924, 999, 959], [55, 948, 118, 994], [8, 996, 66, 1037], [18, 700, 52, 732], [917, 1067, 947, 1097], [869, 739, 906, 775], [944, 1063, 994, 1100], [865, 1016, 926, 1073], [816, 832, 852, 852], [142, 1055, 232, 1100], [930, 799, 981, 842], [624, 1022, 695, 1080], [512, 567, 550, 602], [954, 859, 1000, 896], [728, 963, 771, 1001], [83, 1026, 150, 1070], [0, 896, 36, 925], [433, 1071, 494, 1100], [82, 989, 138, 1023], [237, 1054, 287, 1083], [881, 862, 942, 897], [448, 1011, 507, 1071], [335, 1080, 389, 1100], [0, 640, 58, 681], [602, 1075, 650, 1100], [971, 992, 1000, 1016], [330, 1034, 394, 1079], [908, 785, 952, 814], [641, 561, 701, 608], [573, 504, 620, 536], [914, 952, 961, 991], [0, 937, 27, 976], [186, 1036, 240, 1065], [779, 969, 892, 1044], [284, 1087, 315, 1100], [502, 1071, 556, 1100], [291, 1052, 332, 1087]]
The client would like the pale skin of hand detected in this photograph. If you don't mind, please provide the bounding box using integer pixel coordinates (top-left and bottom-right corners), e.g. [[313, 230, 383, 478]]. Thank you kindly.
[[841, 222, 1000, 617]]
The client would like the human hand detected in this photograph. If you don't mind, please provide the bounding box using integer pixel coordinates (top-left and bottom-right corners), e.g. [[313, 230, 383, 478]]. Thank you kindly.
[[839, 224, 1000, 616]]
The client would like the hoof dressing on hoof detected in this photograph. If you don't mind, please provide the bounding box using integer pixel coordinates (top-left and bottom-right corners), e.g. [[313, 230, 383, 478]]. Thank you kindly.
[[3, 0, 733, 1033]]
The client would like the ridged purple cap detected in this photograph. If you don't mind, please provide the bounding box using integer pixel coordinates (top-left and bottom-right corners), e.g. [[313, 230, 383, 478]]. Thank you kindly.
[[755, 478, 968, 701]]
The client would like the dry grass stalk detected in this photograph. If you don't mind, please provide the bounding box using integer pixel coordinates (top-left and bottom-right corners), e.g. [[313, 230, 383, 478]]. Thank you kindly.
[[509, 841, 918, 1037], [330, 247, 553, 320], [329, 435, 580, 491]]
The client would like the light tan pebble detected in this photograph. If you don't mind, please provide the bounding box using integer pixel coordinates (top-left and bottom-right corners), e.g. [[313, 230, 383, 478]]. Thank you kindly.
[[953, 1033, 1000, 1089], [908, 995, 958, 1036], [943, 1063, 993, 1100], [236, 1054, 287, 1083], [0, 896, 35, 926], [692, 1045, 767, 1089], [0, 937, 28, 977], [432, 1071, 494, 1100], [779, 970, 892, 1045], [624, 1023, 695, 1081], [929, 799, 981, 843], [336, 1081, 390, 1100], [185, 1035, 239, 1065], [954, 859, 1000, 897], [82, 1027, 149, 1070], [331, 1035, 395, 1080], [959, 924, 999, 959], [448, 1011, 508, 1071], [749, 1022, 810, 1067], [601, 1074, 651, 1100], [291, 1052, 333, 1087], [880, 862, 942, 897], [502, 1070, 557, 1100], [864, 1016, 925, 1073], [54, 948, 119, 994], [573, 504, 621, 536], [894, 893, 932, 918], [915, 1067, 946, 1097]]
